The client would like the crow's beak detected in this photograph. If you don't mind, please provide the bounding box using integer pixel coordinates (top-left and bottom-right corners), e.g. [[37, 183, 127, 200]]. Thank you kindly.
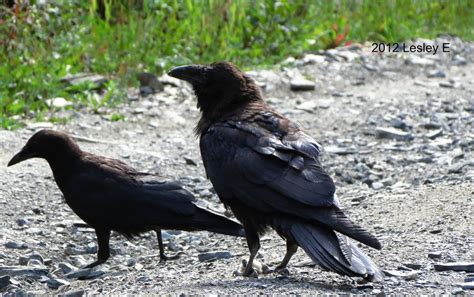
[[7, 146, 34, 167], [168, 65, 207, 85]]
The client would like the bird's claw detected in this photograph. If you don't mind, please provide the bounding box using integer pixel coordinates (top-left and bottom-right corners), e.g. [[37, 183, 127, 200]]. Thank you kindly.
[[273, 267, 290, 277], [159, 252, 181, 263]]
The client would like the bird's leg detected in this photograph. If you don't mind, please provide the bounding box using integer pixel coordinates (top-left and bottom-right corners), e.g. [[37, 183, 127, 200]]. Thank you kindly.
[[83, 229, 110, 269], [155, 228, 180, 262], [241, 228, 260, 277], [274, 240, 298, 276]]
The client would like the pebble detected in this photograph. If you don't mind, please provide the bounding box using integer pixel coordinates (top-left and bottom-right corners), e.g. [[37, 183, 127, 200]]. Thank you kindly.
[[403, 263, 422, 270], [65, 268, 105, 280], [4, 241, 29, 249], [375, 127, 413, 141], [296, 101, 318, 113], [465, 274, 474, 282], [198, 251, 233, 262], [427, 69, 446, 78], [46, 97, 72, 108], [458, 282, 474, 290], [46, 277, 70, 289], [434, 262, 474, 272], [62, 289, 86, 297], [58, 262, 78, 274], [372, 182, 384, 190], [0, 275, 12, 290], [383, 269, 420, 280], [448, 161, 472, 174], [428, 251, 442, 259], [60, 73, 108, 88], [0, 266, 49, 277], [426, 129, 443, 139], [290, 78, 315, 91]]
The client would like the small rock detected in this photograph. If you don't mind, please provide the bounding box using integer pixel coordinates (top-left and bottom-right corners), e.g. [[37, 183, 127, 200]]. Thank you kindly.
[[383, 269, 420, 280], [375, 127, 413, 141], [428, 251, 442, 259], [26, 122, 54, 130], [4, 241, 28, 249], [324, 145, 357, 155], [198, 251, 233, 262], [65, 268, 104, 280], [372, 182, 384, 190], [46, 97, 72, 108], [62, 289, 85, 297], [0, 266, 49, 277], [406, 56, 435, 66], [46, 277, 70, 289], [404, 263, 423, 270], [296, 101, 317, 113], [426, 129, 443, 139], [0, 275, 12, 290], [290, 78, 315, 91], [58, 262, 77, 274], [458, 282, 474, 290], [137, 72, 163, 92], [427, 69, 446, 78], [302, 54, 325, 64], [60, 73, 108, 89], [439, 81, 456, 88], [16, 218, 30, 226], [448, 161, 473, 174], [184, 157, 197, 166], [434, 262, 474, 272], [465, 274, 474, 282]]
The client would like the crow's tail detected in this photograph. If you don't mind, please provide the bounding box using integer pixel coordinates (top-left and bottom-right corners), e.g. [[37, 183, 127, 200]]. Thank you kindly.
[[192, 206, 245, 237], [290, 222, 383, 282]]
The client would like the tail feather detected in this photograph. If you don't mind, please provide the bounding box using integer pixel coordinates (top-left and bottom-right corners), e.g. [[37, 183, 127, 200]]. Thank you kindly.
[[310, 207, 382, 250], [291, 222, 383, 282], [192, 206, 245, 237]]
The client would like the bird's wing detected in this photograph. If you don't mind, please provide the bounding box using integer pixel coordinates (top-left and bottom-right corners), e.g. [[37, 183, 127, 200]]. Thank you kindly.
[[200, 113, 381, 249], [62, 164, 196, 231], [202, 115, 336, 208]]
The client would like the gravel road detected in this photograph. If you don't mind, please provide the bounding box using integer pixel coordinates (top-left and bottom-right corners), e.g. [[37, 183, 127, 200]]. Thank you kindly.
[[0, 37, 473, 295]]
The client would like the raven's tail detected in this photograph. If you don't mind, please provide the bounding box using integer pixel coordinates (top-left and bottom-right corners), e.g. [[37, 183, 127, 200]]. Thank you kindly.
[[290, 222, 383, 282], [192, 206, 245, 237]]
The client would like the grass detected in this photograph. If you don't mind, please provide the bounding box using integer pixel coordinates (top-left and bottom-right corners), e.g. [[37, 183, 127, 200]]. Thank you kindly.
[[1, 0, 473, 129]]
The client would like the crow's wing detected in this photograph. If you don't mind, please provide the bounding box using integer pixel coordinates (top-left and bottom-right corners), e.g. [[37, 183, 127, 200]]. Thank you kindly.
[[62, 166, 196, 233], [200, 113, 381, 249]]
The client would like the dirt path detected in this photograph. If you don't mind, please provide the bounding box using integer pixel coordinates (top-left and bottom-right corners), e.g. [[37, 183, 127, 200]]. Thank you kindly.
[[0, 37, 473, 295]]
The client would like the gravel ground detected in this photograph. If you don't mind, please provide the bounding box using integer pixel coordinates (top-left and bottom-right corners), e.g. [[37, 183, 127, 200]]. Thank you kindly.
[[0, 37, 473, 295]]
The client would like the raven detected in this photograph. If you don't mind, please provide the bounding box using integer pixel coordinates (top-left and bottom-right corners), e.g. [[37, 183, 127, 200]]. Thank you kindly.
[[168, 62, 383, 281], [8, 130, 244, 268]]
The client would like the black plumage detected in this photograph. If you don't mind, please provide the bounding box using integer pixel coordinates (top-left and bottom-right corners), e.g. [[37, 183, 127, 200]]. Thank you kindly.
[[168, 62, 383, 281], [7, 130, 244, 268]]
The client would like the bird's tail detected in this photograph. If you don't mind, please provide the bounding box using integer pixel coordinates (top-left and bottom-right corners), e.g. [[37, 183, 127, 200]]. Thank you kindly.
[[192, 206, 245, 237], [290, 222, 383, 282]]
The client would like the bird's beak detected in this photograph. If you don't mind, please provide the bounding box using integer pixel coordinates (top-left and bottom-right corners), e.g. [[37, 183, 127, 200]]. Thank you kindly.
[[168, 65, 207, 85], [7, 146, 34, 167]]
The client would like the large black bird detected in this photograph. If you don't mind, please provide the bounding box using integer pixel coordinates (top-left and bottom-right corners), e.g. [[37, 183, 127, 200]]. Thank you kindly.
[[7, 130, 244, 268], [168, 62, 383, 281]]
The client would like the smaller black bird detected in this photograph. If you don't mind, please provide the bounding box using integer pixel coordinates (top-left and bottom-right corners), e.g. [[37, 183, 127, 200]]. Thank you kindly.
[[7, 130, 244, 268]]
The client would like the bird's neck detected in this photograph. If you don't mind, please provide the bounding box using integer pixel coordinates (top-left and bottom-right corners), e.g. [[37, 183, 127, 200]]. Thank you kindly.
[[46, 153, 80, 189]]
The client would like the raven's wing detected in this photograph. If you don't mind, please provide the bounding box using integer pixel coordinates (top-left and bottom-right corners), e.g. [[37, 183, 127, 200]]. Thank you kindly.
[[200, 112, 381, 249]]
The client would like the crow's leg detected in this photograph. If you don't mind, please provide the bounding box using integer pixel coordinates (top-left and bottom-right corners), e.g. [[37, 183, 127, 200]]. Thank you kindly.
[[241, 227, 260, 277], [155, 228, 180, 262], [273, 239, 298, 275], [84, 229, 110, 269]]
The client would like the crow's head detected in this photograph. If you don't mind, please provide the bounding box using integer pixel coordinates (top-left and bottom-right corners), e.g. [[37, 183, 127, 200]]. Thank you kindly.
[[168, 62, 262, 120], [8, 129, 81, 166]]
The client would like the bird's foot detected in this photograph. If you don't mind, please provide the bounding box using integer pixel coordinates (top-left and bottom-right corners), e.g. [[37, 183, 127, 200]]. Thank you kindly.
[[273, 266, 290, 277], [159, 252, 182, 263], [233, 259, 271, 278], [81, 259, 105, 269]]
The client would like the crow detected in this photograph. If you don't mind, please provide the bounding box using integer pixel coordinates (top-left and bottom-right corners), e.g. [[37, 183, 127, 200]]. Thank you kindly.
[[168, 62, 383, 281], [7, 129, 245, 268]]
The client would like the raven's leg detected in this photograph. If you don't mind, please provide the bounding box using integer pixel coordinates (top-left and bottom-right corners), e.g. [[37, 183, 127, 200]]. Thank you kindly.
[[155, 228, 180, 262], [84, 229, 110, 269], [242, 227, 260, 277], [274, 239, 298, 275]]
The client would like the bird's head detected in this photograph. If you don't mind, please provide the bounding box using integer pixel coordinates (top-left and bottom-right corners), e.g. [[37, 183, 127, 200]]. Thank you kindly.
[[8, 129, 81, 167], [168, 62, 263, 120]]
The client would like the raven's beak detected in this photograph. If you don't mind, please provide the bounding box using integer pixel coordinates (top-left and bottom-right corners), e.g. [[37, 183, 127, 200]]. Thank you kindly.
[[168, 65, 207, 85], [7, 146, 34, 167]]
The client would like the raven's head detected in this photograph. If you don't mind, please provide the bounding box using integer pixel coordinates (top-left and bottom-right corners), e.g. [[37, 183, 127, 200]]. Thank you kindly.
[[168, 62, 263, 122], [8, 129, 81, 167]]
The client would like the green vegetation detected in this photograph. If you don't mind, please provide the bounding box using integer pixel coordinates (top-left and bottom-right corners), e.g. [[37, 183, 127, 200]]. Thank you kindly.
[[1, 0, 473, 129]]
